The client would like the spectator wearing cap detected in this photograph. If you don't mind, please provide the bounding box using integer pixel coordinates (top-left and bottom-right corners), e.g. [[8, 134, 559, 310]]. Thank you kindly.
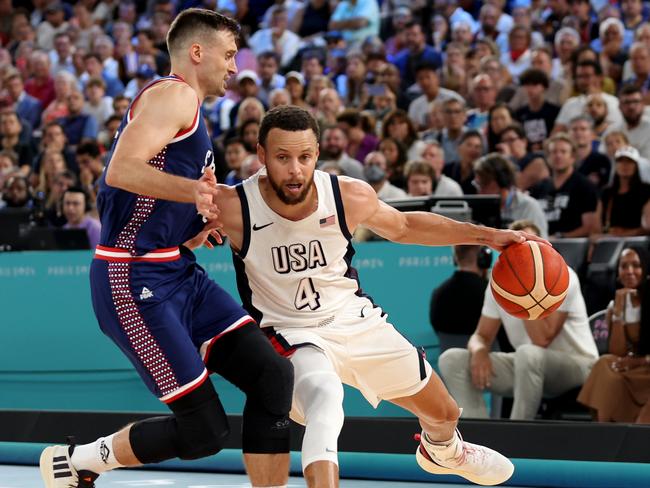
[[607, 84, 650, 161], [329, 0, 379, 46], [513, 68, 560, 150], [36, 3, 69, 51], [570, 116, 611, 190], [363, 151, 407, 200], [227, 70, 264, 128], [473, 153, 548, 237], [248, 6, 301, 69], [82, 53, 124, 98], [285, 71, 311, 110], [24, 51, 56, 109], [408, 62, 463, 131], [291, 0, 333, 39], [256, 52, 285, 106], [4, 71, 42, 129], [390, 20, 442, 91], [123, 63, 158, 99], [534, 133, 599, 238], [319, 126, 365, 180], [597, 145, 650, 237]]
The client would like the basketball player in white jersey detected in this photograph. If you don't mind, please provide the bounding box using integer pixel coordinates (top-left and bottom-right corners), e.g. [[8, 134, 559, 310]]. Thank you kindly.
[[192, 106, 546, 486]]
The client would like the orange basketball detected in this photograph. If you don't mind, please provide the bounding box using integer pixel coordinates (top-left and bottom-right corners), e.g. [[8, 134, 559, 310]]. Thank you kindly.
[[490, 241, 570, 320]]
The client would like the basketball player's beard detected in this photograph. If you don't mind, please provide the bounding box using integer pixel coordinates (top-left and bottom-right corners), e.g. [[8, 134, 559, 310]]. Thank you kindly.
[[268, 172, 315, 205]]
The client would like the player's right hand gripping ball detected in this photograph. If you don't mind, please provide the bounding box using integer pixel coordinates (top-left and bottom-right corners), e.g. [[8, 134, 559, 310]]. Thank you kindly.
[[490, 241, 569, 320]]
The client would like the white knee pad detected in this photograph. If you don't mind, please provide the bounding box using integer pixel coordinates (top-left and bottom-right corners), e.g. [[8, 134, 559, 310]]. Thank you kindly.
[[290, 348, 344, 472]]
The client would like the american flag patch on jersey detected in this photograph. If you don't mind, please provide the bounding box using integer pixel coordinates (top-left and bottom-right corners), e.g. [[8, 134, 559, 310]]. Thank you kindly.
[[320, 215, 336, 227]]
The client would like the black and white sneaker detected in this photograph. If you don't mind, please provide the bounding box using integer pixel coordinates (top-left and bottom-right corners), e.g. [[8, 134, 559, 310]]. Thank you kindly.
[[39, 444, 99, 488]]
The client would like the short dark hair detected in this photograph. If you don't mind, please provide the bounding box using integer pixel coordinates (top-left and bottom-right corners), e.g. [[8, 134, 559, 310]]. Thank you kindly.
[[415, 61, 438, 75], [575, 59, 603, 76], [619, 83, 642, 98], [224, 136, 246, 149], [63, 185, 90, 205], [257, 50, 280, 64], [500, 123, 526, 140], [77, 141, 101, 158], [406, 161, 434, 181], [167, 8, 240, 54], [474, 153, 516, 189], [258, 105, 320, 148], [459, 129, 483, 145], [519, 68, 549, 88], [336, 108, 361, 127]]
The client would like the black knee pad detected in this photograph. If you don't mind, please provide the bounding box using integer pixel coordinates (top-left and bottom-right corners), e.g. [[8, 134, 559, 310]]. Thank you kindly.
[[130, 380, 230, 463], [207, 323, 294, 453]]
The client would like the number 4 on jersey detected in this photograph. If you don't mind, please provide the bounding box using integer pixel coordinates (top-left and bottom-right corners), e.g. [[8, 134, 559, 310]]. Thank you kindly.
[[294, 277, 321, 310]]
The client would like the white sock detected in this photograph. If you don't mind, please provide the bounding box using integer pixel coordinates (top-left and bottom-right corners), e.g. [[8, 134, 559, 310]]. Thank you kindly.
[[423, 430, 462, 461], [71, 434, 124, 474]]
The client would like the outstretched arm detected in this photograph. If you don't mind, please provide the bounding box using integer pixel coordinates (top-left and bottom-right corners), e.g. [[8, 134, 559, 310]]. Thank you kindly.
[[105, 81, 219, 218], [341, 178, 546, 251]]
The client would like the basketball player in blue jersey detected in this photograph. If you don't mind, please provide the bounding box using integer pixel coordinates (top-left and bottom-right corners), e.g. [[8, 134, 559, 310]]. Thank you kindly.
[[39, 10, 293, 488], [188, 105, 549, 487]]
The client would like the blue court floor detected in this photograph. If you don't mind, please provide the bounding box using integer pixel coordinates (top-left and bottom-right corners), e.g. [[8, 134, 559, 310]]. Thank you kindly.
[[0, 465, 530, 488]]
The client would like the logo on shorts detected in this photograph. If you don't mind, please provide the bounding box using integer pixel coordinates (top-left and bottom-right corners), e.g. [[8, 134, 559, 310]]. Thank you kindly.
[[99, 440, 110, 464], [272, 419, 290, 430], [140, 287, 154, 300]]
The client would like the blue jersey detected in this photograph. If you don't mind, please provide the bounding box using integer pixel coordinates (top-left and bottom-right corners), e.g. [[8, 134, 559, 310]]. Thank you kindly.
[[96, 75, 214, 254]]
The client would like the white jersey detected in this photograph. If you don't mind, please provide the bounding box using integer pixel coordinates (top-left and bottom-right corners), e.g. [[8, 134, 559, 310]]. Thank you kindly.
[[234, 170, 372, 329]]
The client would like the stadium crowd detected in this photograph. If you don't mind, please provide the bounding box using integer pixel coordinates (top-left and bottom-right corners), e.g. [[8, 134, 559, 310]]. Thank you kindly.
[[1, 0, 650, 422]]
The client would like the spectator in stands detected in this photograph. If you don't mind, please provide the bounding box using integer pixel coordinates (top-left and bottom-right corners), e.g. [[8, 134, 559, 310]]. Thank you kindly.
[[24, 50, 55, 108], [111, 94, 130, 120], [534, 133, 599, 237], [585, 93, 611, 137], [336, 108, 378, 163], [40, 71, 74, 125], [405, 161, 435, 197], [486, 103, 513, 153], [514, 69, 560, 151], [134, 28, 170, 76], [291, 0, 333, 40], [49, 32, 74, 76], [554, 60, 622, 132], [429, 98, 467, 164], [223, 137, 251, 186], [99, 114, 121, 152], [376, 62, 410, 111], [496, 124, 549, 193], [94, 35, 119, 80], [439, 221, 598, 420], [84, 77, 114, 129], [4, 70, 42, 129], [500, 25, 532, 81], [284, 71, 310, 111], [0, 149, 19, 190], [597, 17, 627, 85], [233, 97, 265, 133], [0, 110, 35, 175], [315, 88, 342, 130], [443, 130, 484, 195], [597, 147, 650, 237], [268, 88, 291, 108], [473, 153, 548, 237], [378, 136, 407, 189], [480, 56, 517, 105], [608, 84, 650, 160], [319, 126, 365, 180], [255, 51, 284, 106], [466, 74, 498, 132], [239, 119, 260, 153], [304, 74, 333, 112], [430, 245, 490, 353], [363, 150, 407, 200], [439, 42, 468, 99], [510, 47, 568, 111], [420, 141, 463, 197], [36, 3, 68, 51], [76, 141, 104, 201], [62, 186, 100, 249], [624, 42, 650, 101], [328, 0, 380, 47], [570, 116, 611, 189], [578, 246, 650, 423], [57, 89, 98, 147], [1, 174, 32, 209], [248, 6, 300, 69], [381, 108, 425, 161], [391, 20, 442, 91], [339, 52, 367, 109], [408, 62, 463, 131], [603, 130, 631, 164], [33, 121, 76, 177], [82, 53, 124, 98]]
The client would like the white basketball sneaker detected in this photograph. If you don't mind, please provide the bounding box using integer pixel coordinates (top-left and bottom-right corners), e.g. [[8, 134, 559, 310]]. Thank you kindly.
[[416, 430, 514, 486], [40, 444, 99, 488]]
